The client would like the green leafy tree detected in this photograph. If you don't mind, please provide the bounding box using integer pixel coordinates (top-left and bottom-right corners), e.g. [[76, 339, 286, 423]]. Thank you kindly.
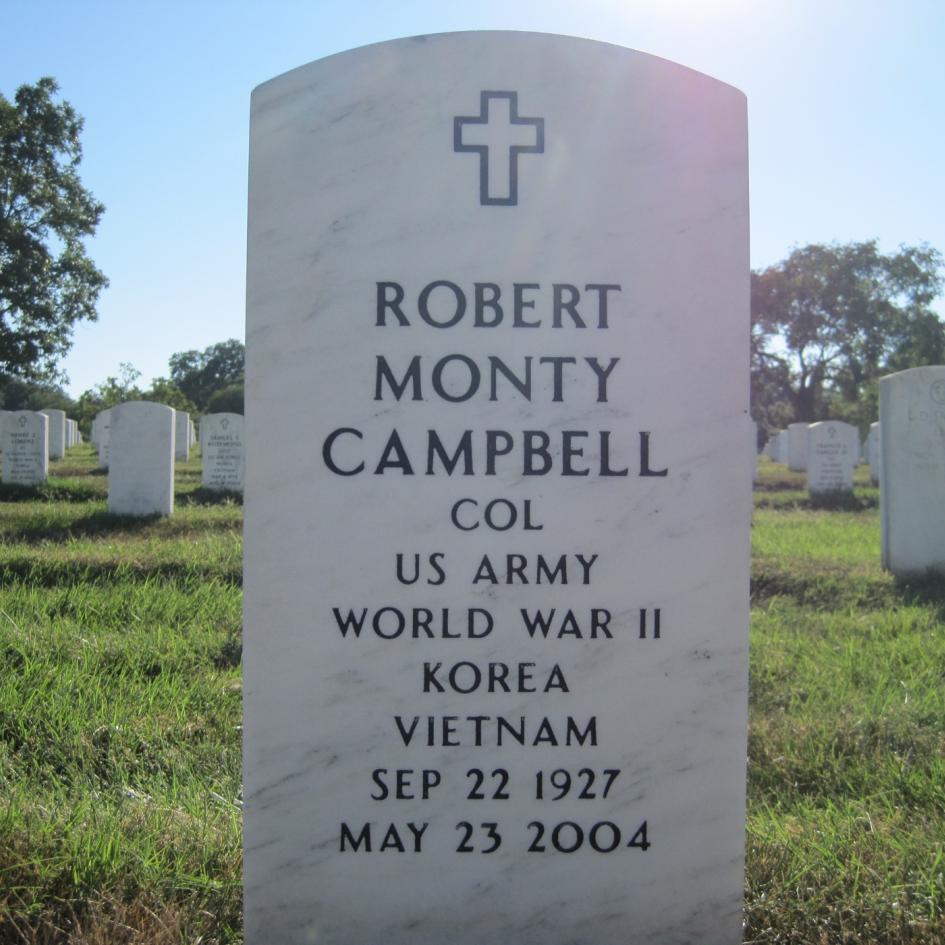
[[143, 376, 196, 414], [0, 375, 74, 412], [752, 241, 943, 425], [74, 362, 142, 428], [206, 382, 244, 415], [0, 77, 107, 380], [169, 339, 244, 411]]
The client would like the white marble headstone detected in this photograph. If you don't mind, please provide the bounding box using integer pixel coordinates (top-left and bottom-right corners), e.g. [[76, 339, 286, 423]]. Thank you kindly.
[[880, 366, 945, 576], [806, 420, 858, 495], [107, 401, 175, 516], [95, 408, 112, 469], [174, 410, 191, 461], [762, 429, 777, 459], [244, 32, 750, 945], [201, 413, 244, 491], [2, 412, 48, 484], [39, 408, 66, 460], [787, 421, 809, 471], [867, 421, 881, 485]]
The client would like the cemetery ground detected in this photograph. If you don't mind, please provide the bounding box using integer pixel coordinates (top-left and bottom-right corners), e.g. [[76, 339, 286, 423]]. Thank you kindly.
[[0, 449, 941, 944]]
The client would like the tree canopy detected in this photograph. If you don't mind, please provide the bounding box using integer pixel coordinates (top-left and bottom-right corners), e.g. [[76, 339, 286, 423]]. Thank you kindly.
[[751, 240, 943, 429], [0, 77, 107, 381], [169, 339, 244, 411]]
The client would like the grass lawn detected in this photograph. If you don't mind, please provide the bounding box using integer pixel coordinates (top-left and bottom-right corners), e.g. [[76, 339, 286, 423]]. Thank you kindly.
[[0, 447, 942, 943]]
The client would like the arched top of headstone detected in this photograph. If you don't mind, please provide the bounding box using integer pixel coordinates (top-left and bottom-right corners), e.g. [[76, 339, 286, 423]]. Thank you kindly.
[[253, 32, 746, 102]]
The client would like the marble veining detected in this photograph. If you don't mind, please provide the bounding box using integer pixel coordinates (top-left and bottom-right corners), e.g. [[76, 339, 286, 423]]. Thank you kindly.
[[244, 31, 750, 945]]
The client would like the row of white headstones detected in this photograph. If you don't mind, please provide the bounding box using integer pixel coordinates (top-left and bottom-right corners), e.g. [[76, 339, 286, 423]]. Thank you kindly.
[[0, 402, 245, 515], [0, 408, 82, 461], [761, 421, 875, 488], [756, 365, 945, 577]]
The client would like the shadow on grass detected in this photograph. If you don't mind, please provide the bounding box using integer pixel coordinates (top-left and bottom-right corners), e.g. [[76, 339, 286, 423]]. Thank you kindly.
[[753, 559, 945, 617], [808, 491, 877, 511], [893, 572, 945, 618], [751, 565, 894, 609], [0, 480, 104, 503], [51, 464, 107, 477], [177, 487, 243, 506], [0, 557, 242, 588], [753, 478, 807, 493], [754, 491, 879, 511], [0, 508, 162, 542]]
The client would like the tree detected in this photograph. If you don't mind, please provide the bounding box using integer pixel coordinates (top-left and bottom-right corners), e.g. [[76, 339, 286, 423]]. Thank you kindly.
[[143, 377, 197, 414], [752, 241, 943, 426], [169, 339, 244, 411], [0, 77, 107, 380], [74, 362, 143, 428], [206, 382, 244, 414], [0, 374, 74, 412]]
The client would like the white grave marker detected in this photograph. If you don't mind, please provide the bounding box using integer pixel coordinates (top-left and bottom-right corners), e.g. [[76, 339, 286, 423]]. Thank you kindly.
[[39, 408, 66, 460], [1, 412, 48, 484], [806, 421, 858, 496], [107, 401, 175, 516], [201, 413, 244, 491], [787, 421, 809, 471], [174, 410, 191, 461], [880, 366, 945, 575], [244, 32, 750, 945], [867, 421, 881, 484], [95, 407, 112, 469]]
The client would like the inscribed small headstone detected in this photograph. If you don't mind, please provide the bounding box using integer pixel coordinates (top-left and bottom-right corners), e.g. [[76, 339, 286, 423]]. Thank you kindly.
[[40, 408, 66, 460], [244, 32, 750, 945], [201, 413, 244, 491], [806, 421, 857, 496], [880, 366, 945, 575], [107, 401, 175, 516], [1, 412, 48, 484], [787, 421, 809, 471], [174, 410, 191, 461]]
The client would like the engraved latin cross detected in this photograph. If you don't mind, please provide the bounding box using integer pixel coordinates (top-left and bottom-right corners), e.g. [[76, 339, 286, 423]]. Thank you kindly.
[[454, 91, 544, 206]]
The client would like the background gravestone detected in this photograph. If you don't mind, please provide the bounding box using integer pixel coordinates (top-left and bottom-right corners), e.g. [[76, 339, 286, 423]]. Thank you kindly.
[[244, 32, 749, 945], [867, 421, 881, 485], [107, 401, 175, 516], [787, 421, 809, 471], [95, 407, 113, 470], [39, 408, 66, 460], [880, 366, 945, 575], [807, 421, 858, 496], [1, 412, 48, 484], [0, 410, 10, 457], [174, 410, 191, 461], [201, 413, 244, 491]]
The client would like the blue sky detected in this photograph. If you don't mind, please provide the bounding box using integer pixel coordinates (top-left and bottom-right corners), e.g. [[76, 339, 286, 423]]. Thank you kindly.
[[4, 0, 943, 397]]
